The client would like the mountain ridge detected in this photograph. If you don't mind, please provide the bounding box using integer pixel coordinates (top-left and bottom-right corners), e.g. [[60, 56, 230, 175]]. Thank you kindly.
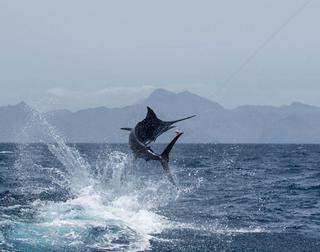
[[1, 89, 320, 143]]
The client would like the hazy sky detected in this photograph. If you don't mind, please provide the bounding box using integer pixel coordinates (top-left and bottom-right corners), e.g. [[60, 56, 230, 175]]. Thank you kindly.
[[0, 0, 319, 111]]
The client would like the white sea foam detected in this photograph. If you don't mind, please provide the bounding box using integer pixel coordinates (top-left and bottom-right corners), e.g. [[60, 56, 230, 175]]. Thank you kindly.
[[25, 184, 171, 251], [174, 221, 266, 236], [0, 151, 13, 154]]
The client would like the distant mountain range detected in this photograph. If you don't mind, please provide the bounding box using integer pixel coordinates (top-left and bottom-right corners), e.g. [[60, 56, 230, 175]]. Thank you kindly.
[[1, 89, 320, 143]]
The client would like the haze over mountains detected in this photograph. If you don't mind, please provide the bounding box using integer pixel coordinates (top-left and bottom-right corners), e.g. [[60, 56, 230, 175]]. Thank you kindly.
[[1, 89, 320, 143]]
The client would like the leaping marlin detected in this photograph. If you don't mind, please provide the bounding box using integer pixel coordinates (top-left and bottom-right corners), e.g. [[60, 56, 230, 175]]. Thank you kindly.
[[121, 107, 195, 186]]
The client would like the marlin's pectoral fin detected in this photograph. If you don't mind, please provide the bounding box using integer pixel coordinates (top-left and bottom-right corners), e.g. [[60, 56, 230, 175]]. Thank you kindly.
[[121, 128, 132, 131]]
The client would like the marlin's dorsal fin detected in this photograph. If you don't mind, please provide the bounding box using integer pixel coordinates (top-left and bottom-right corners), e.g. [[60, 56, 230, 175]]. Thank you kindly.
[[146, 106, 158, 120]]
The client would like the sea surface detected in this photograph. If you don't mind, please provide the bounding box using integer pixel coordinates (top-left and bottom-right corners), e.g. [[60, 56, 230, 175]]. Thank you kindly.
[[1, 141, 320, 251]]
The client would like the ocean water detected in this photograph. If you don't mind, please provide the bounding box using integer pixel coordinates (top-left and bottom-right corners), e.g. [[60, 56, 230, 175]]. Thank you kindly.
[[0, 112, 319, 251], [1, 142, 320, 252]]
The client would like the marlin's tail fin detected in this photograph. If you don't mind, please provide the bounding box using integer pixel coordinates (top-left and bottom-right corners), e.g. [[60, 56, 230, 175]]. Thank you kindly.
[[160, 132, 183, 186]]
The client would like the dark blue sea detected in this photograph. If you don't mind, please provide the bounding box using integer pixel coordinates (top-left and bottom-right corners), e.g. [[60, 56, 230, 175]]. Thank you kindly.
[[1, 141, 320, 251]]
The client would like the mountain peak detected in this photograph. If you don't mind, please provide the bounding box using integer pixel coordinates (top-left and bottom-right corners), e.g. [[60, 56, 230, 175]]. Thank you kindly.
[[141, 88, 224, 114], [148, 88, 175, 98]]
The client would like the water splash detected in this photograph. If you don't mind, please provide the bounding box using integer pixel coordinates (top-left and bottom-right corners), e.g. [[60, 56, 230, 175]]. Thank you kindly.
[[94, 150, 131, 192], [8, 106, 176, 251], [16, 106, 93, 194]]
